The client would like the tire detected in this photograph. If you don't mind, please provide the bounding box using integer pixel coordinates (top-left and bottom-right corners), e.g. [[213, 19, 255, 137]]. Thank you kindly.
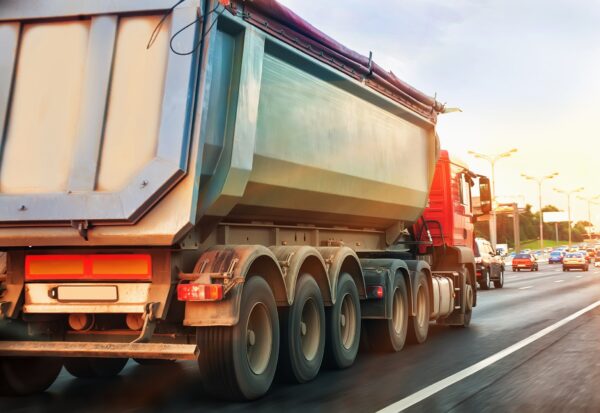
[[493, 267, 504, 289], [279, 274, 325, 383], [325, 273, 361, 368], [365, 274, 409, 352], [64, 357, 127, 379], [0, 357, 62, 396], [462, 283, 474, 327], [197, 276, 279, 401], [479, 268, 491, 290], [407, 272, 430, 344]]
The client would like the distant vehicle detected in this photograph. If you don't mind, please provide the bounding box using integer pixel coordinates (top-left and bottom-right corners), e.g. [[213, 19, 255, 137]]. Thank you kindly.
[[548, 251, 565, 264], [520, 249, 532, 254], [544, 247, 552, 253], [563, 253, 589, 271], [595, 259, 600, 268], [578, 250, 591, 263], [512, 253, 539, 272], [586, 248, 596, 259], [474, 238, 505, 289], [496, 243, 508, 256]]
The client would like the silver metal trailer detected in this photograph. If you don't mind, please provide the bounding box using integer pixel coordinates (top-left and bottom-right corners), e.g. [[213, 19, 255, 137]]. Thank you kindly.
[[0, 0, 476, 400]]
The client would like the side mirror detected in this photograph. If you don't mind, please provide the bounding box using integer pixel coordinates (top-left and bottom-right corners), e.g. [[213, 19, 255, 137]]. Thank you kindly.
[[479, 176, 492, 214]]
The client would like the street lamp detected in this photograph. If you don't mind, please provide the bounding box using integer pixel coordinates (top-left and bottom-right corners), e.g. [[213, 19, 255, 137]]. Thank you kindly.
[[468, 148, 518, 249], [576, 195, 600, 237], [521, 172, 558, 250], [554, 187, 584, 247]]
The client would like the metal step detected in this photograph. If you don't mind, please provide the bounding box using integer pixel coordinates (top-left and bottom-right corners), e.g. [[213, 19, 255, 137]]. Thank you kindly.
[[0, 341, 199, 360]]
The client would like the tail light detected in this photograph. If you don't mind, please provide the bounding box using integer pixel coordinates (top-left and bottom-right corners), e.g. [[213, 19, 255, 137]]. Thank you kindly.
[[177, 283, 223, 301], [25, 254, 152, 281], [366, 285, 384, 299]]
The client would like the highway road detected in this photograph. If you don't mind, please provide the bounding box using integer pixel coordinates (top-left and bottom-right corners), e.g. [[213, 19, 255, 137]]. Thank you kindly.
[[2, 262, 600, 412]]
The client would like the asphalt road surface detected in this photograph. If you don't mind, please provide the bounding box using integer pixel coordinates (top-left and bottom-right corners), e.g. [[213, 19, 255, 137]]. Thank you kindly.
[[3, 262, 600, 412]]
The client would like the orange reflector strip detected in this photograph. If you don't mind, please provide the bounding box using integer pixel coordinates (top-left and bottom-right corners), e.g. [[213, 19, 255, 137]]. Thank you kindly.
[[25, 254, 152, 281]]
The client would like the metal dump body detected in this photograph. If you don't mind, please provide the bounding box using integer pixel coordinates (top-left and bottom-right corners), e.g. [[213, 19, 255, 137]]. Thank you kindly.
[[0, 0, 439, 247]]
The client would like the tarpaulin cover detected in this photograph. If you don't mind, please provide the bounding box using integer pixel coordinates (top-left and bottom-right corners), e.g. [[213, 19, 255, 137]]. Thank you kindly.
[[232, 0, 443, 118]]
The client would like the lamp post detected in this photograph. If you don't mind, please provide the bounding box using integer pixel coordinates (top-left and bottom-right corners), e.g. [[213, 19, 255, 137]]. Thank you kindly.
[[576, 195, 600, 223], [521, 172, 558, 250], [554, 187, 584, 247], [576, 195, 600, 238], [468, 148, 518, 249]]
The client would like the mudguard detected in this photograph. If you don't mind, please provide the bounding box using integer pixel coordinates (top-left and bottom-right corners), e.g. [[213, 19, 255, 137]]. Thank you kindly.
[[183, 245, 285, 327]]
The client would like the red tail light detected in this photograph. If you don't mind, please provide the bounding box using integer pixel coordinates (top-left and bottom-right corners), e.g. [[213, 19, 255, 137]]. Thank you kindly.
[[25, 254, 152, 281], [177, 284, 223, 301], [366, 285, 384, 299]]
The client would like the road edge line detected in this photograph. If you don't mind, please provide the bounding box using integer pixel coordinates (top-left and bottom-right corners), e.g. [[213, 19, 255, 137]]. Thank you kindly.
[[377, 299, 600, 413]]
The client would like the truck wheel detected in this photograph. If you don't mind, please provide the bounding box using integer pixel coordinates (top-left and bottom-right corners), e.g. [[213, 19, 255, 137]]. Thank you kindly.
[[462, 283, 474, 327], [279, 274, 325, 383], [0, 357, 62, 396], [197, 276, 279, 401], [366, 274, 408, 352], [325, 273, 361, 368], [493, 268, 504, 288], [407, 272, 430, 344], [479, 268, 491, 290], [64, 357, 127, 378]]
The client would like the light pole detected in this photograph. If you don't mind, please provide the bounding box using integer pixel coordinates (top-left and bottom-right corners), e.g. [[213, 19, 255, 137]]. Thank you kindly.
[[468, 148, 518, 249], [521, 172, 558, 250], [576, 195, 600, 238], [554, 187, 584, 247], [576, 195, 600, 223]]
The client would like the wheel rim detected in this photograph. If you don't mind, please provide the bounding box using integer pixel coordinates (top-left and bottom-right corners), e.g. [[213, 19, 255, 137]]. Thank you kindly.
[[392, 288, 405, 334], [246, 302, 272, 375], [300, 298, 320, 361], [416, 286, 427, 328], [339, 293, 357, 350]]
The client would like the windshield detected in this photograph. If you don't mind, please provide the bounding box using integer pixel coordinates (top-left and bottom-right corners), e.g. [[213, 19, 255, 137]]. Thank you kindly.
[[550, 252, 562, 256], [515, 254, 530, 259], [566, 253, 582, 258]]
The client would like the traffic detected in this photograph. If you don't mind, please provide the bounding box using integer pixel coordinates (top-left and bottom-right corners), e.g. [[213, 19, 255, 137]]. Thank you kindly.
[[1, 0, 600, 412]]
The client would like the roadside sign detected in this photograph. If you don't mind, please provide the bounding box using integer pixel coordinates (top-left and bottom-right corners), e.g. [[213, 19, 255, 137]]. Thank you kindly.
[[543, 211, 568, 223]]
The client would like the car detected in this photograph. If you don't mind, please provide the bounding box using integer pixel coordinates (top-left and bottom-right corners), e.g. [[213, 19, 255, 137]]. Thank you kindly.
[[578, 250, 591, 263], [474, 238, 505, 289], [512, 253, 538, 271], [563, 252, 589, 271], [595, 259, 600, 268], [548, 250, 564, 264], [520, 249, 532, 254]]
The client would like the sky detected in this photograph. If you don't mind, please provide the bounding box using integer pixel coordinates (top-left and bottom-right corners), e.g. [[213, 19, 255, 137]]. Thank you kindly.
[[278, 0, 600, 225]]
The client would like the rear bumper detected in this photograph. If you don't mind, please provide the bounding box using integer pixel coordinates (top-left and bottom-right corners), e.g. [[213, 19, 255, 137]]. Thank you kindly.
[[0, 340, 198, 360]]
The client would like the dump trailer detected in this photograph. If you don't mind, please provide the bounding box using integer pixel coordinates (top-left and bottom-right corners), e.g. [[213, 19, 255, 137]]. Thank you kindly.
[[0, 0, 490, 400]]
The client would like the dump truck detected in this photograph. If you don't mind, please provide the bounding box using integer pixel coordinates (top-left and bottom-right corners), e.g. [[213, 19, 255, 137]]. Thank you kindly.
[[0, 0, 491, 400]]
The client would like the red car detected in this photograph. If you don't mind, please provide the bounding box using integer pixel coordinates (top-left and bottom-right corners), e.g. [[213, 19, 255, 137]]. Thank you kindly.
[[512, 253, 539, 272]]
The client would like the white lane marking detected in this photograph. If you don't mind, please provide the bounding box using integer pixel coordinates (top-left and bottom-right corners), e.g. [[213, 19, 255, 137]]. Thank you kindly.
[[576, 275, 583, 278], [554, 269, 561, 272], [377, 299, 600, 413], [518, 285, 533, 290], [506, 276, 517, 279], [554, 280, 564, 283]]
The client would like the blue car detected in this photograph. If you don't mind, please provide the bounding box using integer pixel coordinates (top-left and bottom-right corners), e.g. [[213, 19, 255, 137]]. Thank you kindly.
[[548, 251, 564, 264]]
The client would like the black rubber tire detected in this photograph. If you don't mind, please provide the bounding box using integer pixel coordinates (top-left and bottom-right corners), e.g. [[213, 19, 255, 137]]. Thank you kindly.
[[0, 357, 62, 396], [479, 268, 491, 290], [365, 274, 408, 352], [462, 282, 474, 328], [279, 274, 325, 383], [325, 273, 361, 368], [197, 276, 279, 401], [407, 272, 430, 344], [133, 358, 176, 366], [493, 267, 504, 289], [64, 357, 127, 379]]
